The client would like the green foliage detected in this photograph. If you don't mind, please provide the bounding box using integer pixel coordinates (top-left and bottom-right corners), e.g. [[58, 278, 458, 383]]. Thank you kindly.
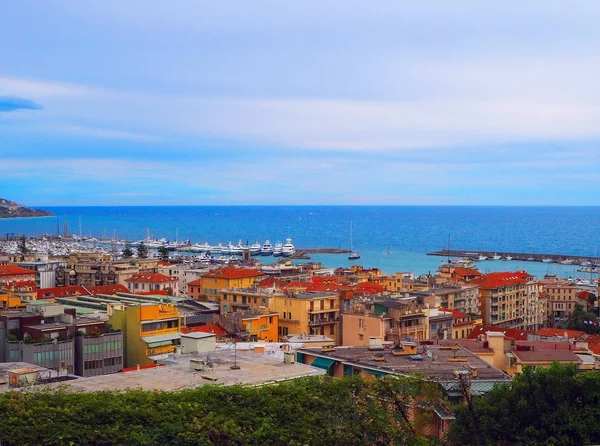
[[18, 235, 29, 254], [567, 303, 598, 333], [449, 363, 600, 446], [6, 334, 18, 342], [137, 242, 149, 259], [158, 246, 170, 261], [0, 375, 432, 445], [122, 244, 134, 259]]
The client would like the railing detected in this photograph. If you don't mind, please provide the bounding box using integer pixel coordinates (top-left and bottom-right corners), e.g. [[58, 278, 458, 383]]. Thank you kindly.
[[308, 306, 340, 313], [309, 317, 339, 326]]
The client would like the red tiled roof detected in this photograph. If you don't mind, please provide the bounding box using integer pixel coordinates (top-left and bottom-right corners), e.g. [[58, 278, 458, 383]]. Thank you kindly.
[[158, 260, 174, 266], [473, 271, 532, 289], [258, 277, 288, 289], [535, 327, 585, 339], [202, 267, 264, 280], [311, 276, 349, 285], [453, 320, 476, 327], [86, 284, 129, 297], [6, 280, 36, 290], [577, 291, 592, 299], [284, 281, 311, 292], [0, 264, 36, 277], [354, 282, 385, 295], [187, 278, 203, 287], [452, 268, 483, 278], [467, 324, 531, 341], [125, 273, 176, 283], [37, 286, 88, 299], [181, 324, 227, 336]]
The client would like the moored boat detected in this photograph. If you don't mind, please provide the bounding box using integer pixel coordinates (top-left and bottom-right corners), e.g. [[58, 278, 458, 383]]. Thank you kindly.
[[260, 240, 274, 256]]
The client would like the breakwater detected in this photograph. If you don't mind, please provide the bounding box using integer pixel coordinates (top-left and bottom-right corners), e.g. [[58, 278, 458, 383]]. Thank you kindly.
[[428, 249, 600, 266]]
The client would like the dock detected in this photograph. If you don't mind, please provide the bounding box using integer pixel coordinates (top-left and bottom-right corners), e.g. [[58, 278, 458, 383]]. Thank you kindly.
[[291, 248, 351, 260], [427, 249, 600, 266]]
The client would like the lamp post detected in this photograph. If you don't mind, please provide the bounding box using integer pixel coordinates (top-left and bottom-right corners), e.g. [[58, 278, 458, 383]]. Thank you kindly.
[[230, 342, 240, 370]]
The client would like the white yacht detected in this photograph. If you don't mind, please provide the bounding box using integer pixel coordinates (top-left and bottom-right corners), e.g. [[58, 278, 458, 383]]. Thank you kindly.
[[273, 241, 283, 257], [542, 258, 552, 263], [260, 240, 274, 256], [231, 240, 244, 255], [475, 255, 487, 261], [281, 238, 296, 257], [492, 254, 502, 260], [560, 258, 574, 265], [503, 256, 513, 261], [211, 243, 224, 254], [250, 241, 262, 256]]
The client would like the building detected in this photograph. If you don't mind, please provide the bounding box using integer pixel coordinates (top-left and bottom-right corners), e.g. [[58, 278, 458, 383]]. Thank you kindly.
[[270, 292, 340, 343], [191, 267, 265, 300], [425, 307, 453, 340], [125, 273, 178, 295], [109, 302, 182, 368], [220, 287, 278, 314], [218, 311, 279, 342], [0, 264, 37, 292], [158, 263, 208, 297], [429, 285, 480, 315], [341, 311, 392, 346], [15, 259, 63, 289], [297, 344, 511, 440], [474, 271, 541, 330], [74, 331, 124, 377], [539, 277, 589, 319], [0, 302, 121, 376]]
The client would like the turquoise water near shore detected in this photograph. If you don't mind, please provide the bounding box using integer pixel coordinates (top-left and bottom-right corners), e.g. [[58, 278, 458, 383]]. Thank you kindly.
[[1, 206, 599, 277]]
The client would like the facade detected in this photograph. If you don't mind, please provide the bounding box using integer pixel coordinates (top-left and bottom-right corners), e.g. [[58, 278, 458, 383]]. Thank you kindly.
[[15, 260, 63, 289], [426, 308, 453, 340], [474, 271, 541, 330], [540, 278, 588, 318], [430, 286, 480, 315], [158, 264, 208, 297], [220, 288, 278, 314], [270, 292, 340, 343], [125, 273, 178, 295], [193, 267, 265, 299], [109, 302, 182, 368], [74, 331, 124, 377], [218, 311, 279, 342], [0, 264, 37, 292], [341, 311, 392, 346]]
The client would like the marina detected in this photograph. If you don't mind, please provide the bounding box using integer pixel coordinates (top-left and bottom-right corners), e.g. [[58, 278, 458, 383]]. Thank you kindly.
[[428, 248, 600, 268]]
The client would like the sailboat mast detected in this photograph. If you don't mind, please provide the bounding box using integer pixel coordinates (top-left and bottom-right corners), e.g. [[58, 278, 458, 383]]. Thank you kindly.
[[350, 221, 353, 251]]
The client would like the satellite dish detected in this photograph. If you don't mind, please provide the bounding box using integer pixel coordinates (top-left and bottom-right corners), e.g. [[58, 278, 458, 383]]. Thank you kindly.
[[427, 350, 433, 359]]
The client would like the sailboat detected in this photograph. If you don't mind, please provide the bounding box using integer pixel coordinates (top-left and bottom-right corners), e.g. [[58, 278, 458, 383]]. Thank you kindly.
[[348, 221, 360, 260]]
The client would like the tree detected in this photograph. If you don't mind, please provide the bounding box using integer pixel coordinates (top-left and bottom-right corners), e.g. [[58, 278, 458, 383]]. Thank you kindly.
[[449, 363, 600, 446], [18, 236, 29, 255], [137, 242, 148, 259], [567, 303, 598, 334], [122, 244, 134, 259], [158, 246, 170, 261]]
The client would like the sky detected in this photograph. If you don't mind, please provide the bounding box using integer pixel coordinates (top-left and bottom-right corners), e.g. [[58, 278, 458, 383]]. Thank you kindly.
[[1, 1, 599, 206]]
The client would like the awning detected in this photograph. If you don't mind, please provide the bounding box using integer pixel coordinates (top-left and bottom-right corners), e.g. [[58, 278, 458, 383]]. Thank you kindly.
[[147, 340, 173, 348], [141, 333, 181, 344], [311, 356, 335, 371]]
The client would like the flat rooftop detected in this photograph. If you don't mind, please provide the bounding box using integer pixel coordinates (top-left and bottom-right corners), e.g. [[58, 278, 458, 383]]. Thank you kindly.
[[299, 345, 510, 383], [44, 348, 324, 392]]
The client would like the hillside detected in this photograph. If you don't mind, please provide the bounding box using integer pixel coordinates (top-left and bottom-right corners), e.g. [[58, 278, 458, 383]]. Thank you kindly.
[[0, 198, 53, 218]]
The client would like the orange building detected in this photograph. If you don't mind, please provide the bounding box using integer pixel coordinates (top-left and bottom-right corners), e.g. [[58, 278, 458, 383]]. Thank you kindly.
[[190, 267, 265, 300], [109, 302, 182, 368], [219, 311, 279, 342]]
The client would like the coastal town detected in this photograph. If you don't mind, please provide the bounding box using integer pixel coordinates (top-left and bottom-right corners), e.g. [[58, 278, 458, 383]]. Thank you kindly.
[[1, 235, 599, 440]]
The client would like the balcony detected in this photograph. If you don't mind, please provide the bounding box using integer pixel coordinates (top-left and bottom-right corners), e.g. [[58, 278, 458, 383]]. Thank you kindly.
[[309, 317, 339, 327], [309, 306, 340, 314]]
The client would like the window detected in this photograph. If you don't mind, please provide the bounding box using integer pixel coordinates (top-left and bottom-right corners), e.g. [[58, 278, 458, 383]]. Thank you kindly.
[[358, 318, 364, 328], [359, 334, 364, 341], [330, 325, 335, 335]]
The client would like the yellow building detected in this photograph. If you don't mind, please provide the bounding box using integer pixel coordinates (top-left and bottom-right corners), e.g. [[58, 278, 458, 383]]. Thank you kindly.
[[341, 311, 392, 346], [109, 302, 181, 368], [270, 292, 340, 344], [191, 267, 265, 300], [0, 290, 27, 310]]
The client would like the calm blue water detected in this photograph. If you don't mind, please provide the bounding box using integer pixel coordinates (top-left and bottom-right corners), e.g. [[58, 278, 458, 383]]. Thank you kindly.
[[2, 206, 599, 278]]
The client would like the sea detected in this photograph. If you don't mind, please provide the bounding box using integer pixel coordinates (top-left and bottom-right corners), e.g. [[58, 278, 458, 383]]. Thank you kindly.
[[1, 206, 599, 279]]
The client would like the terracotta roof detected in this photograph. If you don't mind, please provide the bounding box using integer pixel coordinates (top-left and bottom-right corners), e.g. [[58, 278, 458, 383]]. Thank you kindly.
[[37, 286, 88, 299], [439, 308, 470, 319], [354, 282, 385, 295], [312, 276, 349, 285], [125, 273, 176, 283], [157, 260, 174, 266], [5, 280, 36, 290], [452, 268, 483, 278], [535, 327, 585, 339], [0, 264, 36, 277], [86, 284, 129, 297], [467, 324, 531, 341], [202, 267, 264, 280], [186, 278, 203, 287], [258, 277, 288, 289], [473, 271, 532, 289], [511, 349, 581, 363], [453, 320, 476, 327]]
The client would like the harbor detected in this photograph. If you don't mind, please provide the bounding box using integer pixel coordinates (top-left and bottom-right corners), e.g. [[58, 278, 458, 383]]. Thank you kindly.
[[428, 248, 600, 269]]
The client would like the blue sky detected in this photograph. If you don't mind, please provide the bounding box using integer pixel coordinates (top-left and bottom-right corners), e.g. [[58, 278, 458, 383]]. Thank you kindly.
[[1, 1, 599, 205]]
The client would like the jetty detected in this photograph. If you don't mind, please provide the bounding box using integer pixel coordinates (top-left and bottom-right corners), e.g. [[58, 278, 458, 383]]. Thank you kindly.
[[291, 248, 351, 260], [428, 248, 600, 266]]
